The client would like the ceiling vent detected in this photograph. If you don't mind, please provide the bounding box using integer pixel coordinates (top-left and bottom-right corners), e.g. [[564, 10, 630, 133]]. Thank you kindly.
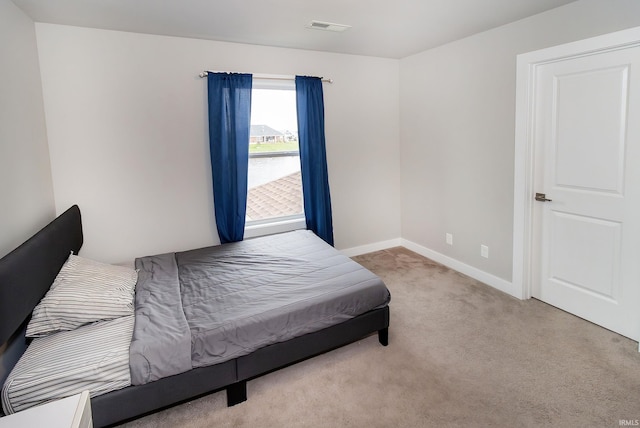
[[306, 20, 351, 32]]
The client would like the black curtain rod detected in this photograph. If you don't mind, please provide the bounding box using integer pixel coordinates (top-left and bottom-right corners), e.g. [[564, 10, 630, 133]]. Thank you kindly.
[[199, 71, 333, 84]]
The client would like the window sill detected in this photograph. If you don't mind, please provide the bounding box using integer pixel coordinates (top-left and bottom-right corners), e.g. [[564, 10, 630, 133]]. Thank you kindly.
[[244, 217, 306, 239]]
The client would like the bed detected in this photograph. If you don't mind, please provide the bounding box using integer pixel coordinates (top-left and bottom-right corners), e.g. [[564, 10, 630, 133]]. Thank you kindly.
[[0, 205, 390, 427]]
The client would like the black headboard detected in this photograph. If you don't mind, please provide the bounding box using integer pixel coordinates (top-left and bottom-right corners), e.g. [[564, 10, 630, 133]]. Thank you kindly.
[[0, 205, 83, 345]]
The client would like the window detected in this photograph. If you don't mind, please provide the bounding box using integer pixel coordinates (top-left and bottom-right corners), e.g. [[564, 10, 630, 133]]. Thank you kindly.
[[245, 79, 305, 236]]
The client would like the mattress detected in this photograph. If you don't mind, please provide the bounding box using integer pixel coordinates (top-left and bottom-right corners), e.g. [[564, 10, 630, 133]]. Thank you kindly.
[[130, 230, 391, 385], [2, 315, 133, 414]]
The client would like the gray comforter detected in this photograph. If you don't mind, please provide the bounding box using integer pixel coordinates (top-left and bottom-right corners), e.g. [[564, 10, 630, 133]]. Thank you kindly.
[[129, 230, 390, 385]]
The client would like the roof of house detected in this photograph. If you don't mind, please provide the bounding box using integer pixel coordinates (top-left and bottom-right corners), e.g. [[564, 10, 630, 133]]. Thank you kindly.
[[246, 171, 302, 221], [250, 124, 284, 138]]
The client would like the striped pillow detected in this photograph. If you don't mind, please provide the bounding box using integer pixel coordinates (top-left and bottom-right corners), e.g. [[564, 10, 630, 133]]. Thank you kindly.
[[26, 254, 137, 337], [3, 315, 134, 414]]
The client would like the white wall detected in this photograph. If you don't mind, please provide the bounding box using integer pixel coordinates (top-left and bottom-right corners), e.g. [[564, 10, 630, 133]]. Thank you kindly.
[[399, 0, 640, 284], [36, 24, 400, 264], [0, 0, 55, 258], [25, 0, 640, 283]]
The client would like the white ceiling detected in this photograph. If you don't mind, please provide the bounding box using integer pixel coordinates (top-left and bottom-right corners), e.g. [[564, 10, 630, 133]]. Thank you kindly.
[[12, 0, 577, 59]]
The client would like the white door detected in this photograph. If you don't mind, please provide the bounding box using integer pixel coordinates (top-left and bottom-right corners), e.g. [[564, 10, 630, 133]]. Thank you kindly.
[[531, 44, 640, 340]]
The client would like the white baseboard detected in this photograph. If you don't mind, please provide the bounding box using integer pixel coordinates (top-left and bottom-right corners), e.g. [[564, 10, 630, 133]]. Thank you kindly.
[[339, 238, 402, 257], [339, 237, 518, 299], [400, 239, 517, 298], [400, 238, 520, 299]]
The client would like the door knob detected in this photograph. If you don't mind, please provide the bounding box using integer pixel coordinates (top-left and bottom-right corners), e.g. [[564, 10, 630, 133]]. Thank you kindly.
[[535, 192, 552, 202]]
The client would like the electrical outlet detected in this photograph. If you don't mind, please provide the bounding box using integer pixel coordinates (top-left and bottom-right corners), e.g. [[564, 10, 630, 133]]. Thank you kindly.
[[446, 233, 453, 245], [481, 245, 489, 258]]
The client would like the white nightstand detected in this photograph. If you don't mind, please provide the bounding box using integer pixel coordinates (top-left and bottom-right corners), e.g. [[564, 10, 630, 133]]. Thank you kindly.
[[0, 391, 92, 428]]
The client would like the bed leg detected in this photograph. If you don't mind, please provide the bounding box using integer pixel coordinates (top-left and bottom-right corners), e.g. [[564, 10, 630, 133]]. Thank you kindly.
[[226, 381, 247, 406], [378, 328, 389, 346]]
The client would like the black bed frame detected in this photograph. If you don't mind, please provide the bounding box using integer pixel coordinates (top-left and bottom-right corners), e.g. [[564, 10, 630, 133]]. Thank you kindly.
[[0, 205, 390, 427]]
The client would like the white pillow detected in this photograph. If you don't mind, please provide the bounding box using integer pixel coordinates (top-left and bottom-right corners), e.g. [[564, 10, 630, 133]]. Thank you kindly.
[[26, 254, 137, 337]]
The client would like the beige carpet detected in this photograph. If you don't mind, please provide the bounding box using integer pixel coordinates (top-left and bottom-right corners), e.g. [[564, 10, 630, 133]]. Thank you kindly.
[[118, 247, 640, 428]]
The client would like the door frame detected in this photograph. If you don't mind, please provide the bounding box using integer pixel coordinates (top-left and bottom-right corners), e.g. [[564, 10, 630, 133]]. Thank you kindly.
[[512, 26, 640, 301]]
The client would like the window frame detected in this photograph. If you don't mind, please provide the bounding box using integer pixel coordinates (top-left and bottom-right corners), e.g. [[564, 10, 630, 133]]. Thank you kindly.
[[244, 78, 305, 238]]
